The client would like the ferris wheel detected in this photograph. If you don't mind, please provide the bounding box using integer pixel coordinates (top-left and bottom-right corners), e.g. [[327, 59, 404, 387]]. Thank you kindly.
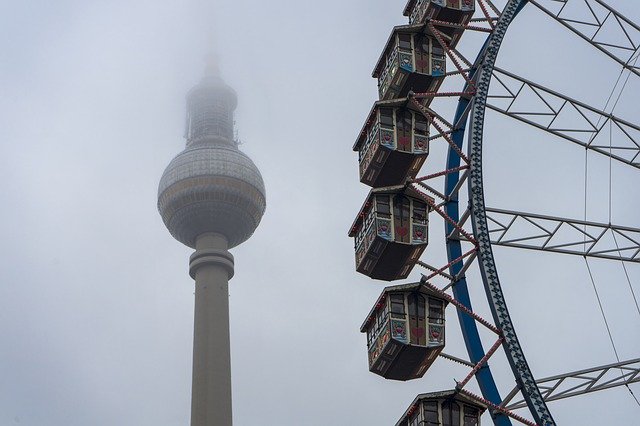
[[349, 1, 640, 425]]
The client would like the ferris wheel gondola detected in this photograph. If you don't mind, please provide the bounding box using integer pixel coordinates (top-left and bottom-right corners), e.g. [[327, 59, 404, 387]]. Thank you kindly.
[[350, 0, 640, 425]]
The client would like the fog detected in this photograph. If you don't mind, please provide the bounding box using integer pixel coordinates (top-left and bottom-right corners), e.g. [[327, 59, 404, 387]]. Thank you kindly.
[[1, 0, 639, 425]]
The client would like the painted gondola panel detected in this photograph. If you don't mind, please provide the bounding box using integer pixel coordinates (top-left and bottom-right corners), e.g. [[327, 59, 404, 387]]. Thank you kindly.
[[357, 105, 429, 188], [352, 193, 429, 281], [361, 285, 447, 381], [395, 390, 485, 426]]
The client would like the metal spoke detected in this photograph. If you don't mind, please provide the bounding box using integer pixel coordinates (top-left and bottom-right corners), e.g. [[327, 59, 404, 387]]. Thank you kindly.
[[501, 358, 640, 410], [487, 67, 640, 168], [474, 207, 640, 262], [529, 0, 640, 76]]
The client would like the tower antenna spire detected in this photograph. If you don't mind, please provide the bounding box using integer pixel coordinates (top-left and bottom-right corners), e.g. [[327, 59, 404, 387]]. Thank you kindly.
[[204, 52, 220, 77]]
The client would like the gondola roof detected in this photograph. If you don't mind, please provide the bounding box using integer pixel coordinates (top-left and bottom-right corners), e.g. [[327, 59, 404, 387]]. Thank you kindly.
[[353, 96, 431, 151], [360, 281, 448, 332], [395, 390, 487, 426], [348, 185, 434, 237], [372, 23, 435, 78]]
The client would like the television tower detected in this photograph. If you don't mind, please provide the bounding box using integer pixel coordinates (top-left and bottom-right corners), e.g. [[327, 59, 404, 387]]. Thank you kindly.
[[157, 58, 266, 426]]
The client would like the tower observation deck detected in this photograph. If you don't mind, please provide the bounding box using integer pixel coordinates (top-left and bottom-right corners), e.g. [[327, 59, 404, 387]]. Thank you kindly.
[[158, 60, 266, 249], [158, 60, 266, 426]]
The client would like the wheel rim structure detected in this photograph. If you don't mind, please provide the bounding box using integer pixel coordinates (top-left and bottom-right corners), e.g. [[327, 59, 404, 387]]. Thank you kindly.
[[443, 1, 555, 424], [455, 1, 555, 424], [351, 1, 640, 424], [445, 0, 640, 424]]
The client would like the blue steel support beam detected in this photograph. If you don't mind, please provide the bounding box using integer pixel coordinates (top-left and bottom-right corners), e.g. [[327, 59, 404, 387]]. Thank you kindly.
[[446, 1, 560, 425], [445, 34, 513, 426], [467, 0, 557, 424]]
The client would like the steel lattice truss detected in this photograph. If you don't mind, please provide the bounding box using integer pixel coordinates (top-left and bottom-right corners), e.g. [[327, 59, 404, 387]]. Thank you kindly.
[[486, 67, 640, 167], [479, 207, 640, 262], [354, 1, 640, 425], [501, 358, 640, 410], [530, 0, 640, 76]]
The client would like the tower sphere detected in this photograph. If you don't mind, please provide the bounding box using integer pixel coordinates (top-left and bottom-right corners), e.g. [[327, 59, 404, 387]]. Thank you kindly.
[[158, 63, 266, 249]]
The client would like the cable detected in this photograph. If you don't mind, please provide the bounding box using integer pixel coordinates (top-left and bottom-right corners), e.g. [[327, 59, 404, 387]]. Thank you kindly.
[[584, 255, 640, 408], [584, 257, 620, 360], [606, 50, 640, 225], [604, 51, 640, 320], [609, 119, 613, 222], [610, 51, 640, 114], [582, 51, 640, 407], [611, 232, 640, 317], [607, 88, 640, 317]]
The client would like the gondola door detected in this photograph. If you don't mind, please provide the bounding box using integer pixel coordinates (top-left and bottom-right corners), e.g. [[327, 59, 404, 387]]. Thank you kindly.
[[415, 34, 431, 74], [442, 400, 461, 426], [395, 109, 412, 152], [408, 292, 427, 345], [393, 195, 411, 243], [428, 297, 444, 346]]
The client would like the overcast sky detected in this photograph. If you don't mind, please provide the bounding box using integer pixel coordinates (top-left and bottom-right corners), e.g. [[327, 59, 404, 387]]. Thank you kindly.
[[1, 0, 639, 425]]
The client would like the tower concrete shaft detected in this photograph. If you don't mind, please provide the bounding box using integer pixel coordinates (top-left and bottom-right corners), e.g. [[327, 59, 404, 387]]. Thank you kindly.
[[158, 61, 265, 426], [189, 233, 235, 426]]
